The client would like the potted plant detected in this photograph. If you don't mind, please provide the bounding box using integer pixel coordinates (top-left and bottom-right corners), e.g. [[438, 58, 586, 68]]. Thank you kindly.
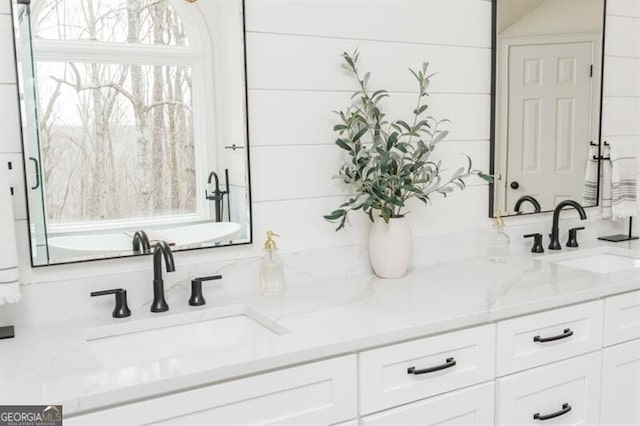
[[324, 50, 491, 278]]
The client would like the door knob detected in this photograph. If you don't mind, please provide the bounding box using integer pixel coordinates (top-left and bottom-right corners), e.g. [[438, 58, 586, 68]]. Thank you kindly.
[[510, 181, 520, 190]]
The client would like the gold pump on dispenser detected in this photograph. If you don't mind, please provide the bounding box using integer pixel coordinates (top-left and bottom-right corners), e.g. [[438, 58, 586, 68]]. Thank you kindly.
[[264, 230, 279, 250]]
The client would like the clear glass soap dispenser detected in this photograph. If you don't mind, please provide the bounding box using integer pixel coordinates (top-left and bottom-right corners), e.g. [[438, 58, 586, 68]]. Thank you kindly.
[[259, 230, 285, 296], [489, 211, 510, 263]]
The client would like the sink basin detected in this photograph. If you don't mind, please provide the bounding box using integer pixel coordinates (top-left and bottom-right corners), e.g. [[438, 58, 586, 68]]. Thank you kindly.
[[536, 247, 640, 274], [85, 305, 288, 369]]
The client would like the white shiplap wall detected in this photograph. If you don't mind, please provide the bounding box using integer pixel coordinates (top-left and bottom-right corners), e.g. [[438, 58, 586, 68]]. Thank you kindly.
[[246, 0, 494, 252], [0, 0, 638, 287]]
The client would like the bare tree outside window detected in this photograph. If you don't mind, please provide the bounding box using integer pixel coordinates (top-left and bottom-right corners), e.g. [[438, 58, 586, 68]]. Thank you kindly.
[[32, 0, 196, 224]]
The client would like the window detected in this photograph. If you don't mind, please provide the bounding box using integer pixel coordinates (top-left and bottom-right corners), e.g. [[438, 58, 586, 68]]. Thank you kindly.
[[30, 0, 205, 227]]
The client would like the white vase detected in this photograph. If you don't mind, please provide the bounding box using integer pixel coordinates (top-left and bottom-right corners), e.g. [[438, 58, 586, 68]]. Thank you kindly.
[[368, 216, 412, 278]]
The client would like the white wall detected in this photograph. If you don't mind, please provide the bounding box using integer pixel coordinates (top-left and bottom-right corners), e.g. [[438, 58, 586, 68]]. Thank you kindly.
[[0, 0, 639, 324], [501, 0, 604, 36]]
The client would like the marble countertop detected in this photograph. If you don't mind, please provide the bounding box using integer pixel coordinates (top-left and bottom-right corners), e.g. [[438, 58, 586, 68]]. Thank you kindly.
[[2, 241, 640, 416]]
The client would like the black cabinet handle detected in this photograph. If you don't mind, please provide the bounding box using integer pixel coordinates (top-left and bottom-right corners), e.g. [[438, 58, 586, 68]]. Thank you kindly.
[[510, 181, 520, 189], [533, 403, 572, 421], [533, 328, 573, 343], [407, 357, 456, 375]]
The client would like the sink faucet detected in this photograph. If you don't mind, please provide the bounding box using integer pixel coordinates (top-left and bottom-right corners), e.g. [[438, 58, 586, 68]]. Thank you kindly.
[[549, 200, 587, 250], [151, 241, 175, 312], [132, 230, 151, 254], [514, 195, 542, 214], [205, 169, 230, 222]]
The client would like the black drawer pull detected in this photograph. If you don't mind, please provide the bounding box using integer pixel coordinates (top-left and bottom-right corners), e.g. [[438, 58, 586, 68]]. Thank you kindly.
[[407, 357, 456, 375], [533, 403, 572, 421], [533, 328, 573, 343]]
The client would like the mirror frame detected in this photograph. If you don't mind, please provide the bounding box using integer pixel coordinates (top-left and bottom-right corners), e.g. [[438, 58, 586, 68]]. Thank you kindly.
[[488, 0, 608, 218], [10, 0, 254, 267]]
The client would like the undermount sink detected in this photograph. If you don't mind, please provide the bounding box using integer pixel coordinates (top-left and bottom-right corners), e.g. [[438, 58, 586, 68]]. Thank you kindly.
[[536, 247, 640, 274], [85, 305, 288, 369]]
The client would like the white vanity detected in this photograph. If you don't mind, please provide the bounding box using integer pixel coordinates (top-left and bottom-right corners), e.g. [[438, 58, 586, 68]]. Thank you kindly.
[[2, 244, 639, 425]]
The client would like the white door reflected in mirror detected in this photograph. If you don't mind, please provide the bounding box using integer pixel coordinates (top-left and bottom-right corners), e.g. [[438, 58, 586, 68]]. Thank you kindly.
[[492, 0, 605, 216]]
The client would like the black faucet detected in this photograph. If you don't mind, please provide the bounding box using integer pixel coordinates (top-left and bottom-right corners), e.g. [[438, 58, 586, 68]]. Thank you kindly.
[[132, 230, 151, 254], [151, 241, 175, 312], [514, 195, 542, 214], [549, 200, 587, 250], [205, 169, 230, 222]]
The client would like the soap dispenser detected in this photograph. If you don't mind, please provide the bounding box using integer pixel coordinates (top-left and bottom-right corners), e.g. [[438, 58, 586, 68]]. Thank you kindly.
[[259, 230, 285, 296], [489, 211, 510, 262]]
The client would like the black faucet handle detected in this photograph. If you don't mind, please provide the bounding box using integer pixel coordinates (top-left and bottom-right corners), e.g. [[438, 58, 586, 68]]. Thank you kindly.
[[189, 275, 223, 306], [566, 227, 585, 248], [91, 288, 131, 318], [524, 233, 545, 253]]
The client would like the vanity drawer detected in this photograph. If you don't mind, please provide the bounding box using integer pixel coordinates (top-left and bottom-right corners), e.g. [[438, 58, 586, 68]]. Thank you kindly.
[[361, 382, 495, 426], [65, 355, 357, 425], [359, 324, 495, 414], [604, 290, 640, 346], [496, 300, 603, 376], [496, 351, 602, 425]]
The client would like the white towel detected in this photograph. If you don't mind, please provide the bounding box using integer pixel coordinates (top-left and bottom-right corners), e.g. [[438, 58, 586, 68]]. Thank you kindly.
[[583, 144, 599, 206], [601, 144, 612, 219], [0, 165, 21, 305], [609, 139, 638, 219]]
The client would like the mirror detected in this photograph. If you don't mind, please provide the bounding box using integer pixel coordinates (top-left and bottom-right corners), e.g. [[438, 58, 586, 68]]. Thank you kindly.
[[490, 0, 606, 216], [11, 0, 251, 266]]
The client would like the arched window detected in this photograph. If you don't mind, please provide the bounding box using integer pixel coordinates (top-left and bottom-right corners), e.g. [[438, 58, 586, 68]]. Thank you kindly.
[[29, 0, 207, 227]]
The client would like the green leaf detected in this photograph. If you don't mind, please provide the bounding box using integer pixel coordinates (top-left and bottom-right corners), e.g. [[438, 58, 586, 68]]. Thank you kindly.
[[413, 104, 429, 115], [335, 138, 351, 151], [352, 127, 368, 142], [363, 72, 370, 87], [409, 68, 421, 82], [386, 132, 399, 150], [432, 130, 449, 144], [452, 166, 465, 178], [396, 120, 412, 132], [381, 207, 392, 223], [478, 172, 495, 183], [343, 52, 355, 69], [324, 209, 346, 221]]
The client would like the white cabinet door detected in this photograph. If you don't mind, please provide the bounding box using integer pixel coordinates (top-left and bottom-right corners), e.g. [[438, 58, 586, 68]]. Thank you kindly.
[[601, 339, 640, 425], [65, 355, 357, 425], [361, 382, 494, 426], [496, 352, 601, 425]]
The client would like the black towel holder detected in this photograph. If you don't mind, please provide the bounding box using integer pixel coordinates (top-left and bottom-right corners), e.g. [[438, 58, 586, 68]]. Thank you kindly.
[[591, 141, 610, 160], [598, 217, 639, 242]]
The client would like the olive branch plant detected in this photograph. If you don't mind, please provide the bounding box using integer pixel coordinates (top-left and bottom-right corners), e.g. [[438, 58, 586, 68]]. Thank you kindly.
[[324, 50, 493, 231]]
